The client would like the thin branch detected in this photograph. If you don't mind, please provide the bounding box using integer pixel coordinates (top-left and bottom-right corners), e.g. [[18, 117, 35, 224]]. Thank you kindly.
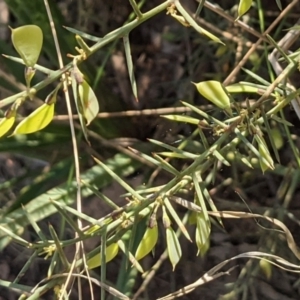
[[223, 0, 299, 85], [43, 1, 89, 299], [128, 0, 143, 19]]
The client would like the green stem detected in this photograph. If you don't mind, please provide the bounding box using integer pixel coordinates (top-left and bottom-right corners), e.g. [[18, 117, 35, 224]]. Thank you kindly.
[[128, 0, 143, 19]]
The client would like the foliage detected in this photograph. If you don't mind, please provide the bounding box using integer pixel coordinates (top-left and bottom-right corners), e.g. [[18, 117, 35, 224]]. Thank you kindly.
[[1, 0, 300, 299]]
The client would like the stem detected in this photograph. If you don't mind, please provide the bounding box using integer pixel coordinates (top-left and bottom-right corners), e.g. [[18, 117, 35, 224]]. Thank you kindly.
[[128, 0, 143, 19]]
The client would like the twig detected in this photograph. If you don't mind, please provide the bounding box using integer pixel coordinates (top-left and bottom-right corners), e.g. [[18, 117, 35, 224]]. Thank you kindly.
[[43, 1, 91, 299], [223, 0, 300, 85], [268, 18, 300, 120], [128, 0, 143, 19]]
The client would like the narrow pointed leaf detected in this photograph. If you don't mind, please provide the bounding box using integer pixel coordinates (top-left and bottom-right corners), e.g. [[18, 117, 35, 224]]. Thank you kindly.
[[262, 112, 280, 163], [22, 205, 47, 243], [152, 153, 180, 176], [195, 212, 210, 256], [49, 225, 70, 269], [240, 155, 253, 168], [164, 198, 192, 242], [12, 103, 55, 135], [123, 35, 138, 102], [11, 25, 43, 67], [275, 0, 282, 10], [63, 26, 101, 42], [258, 142, 274, 173], [71, 66, 90, 143], [117, 240, 144, 273], [213, 150, 230, 166], [166, 227, 182, 270], [157, 152, 194, 159], [92, 156, 145, 201], [226, 83, 264, 94], [174, 1, 224, 45], [255, 135, 274, 172], [162, 115, 200, 125], [148, 138, 198, 160]]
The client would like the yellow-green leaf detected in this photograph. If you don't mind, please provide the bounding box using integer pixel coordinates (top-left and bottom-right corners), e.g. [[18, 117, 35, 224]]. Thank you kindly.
[[270, 128, 284, 150], [78, 80, 99, 125], [256, 135, 274, 173], [226, 83, 261, 94], [258, 143, 274, 173], [71, 67, 90, 144], [135, 226, 158, 261], [195, 212, 211, 256], [188, 211, 197, 225], [11, 25, 43, 67], [166, 227, 182, 271], [12, 103, 55, 135], [0, 113, 16, 138], [259, 259, 272, 280], [87, 243, 119, 269], [192, 80, 231, 112], [238, 0, 253, 18]]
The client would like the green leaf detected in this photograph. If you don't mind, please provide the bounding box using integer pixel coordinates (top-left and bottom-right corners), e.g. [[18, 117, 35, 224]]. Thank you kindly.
[[49, 224, 70, 269], [92, 156, 145, 202], [162, 115, 200, 125], [0, 110, 16, 138], [10, 25, 43, 67], [174, 1, 224, 45], [258, 140, 274, 173], [78, 80, 100, 125], [164, 198, 192, 242], [87, 243, 119, 269], [275, 0, 282, 10], [123, 35, 138, 102], [71, 65, 90, 143], [270, 128, 284, 150], [225, 83, 265, 94], [166, 227, 182, 271], [237, 0, 253, 18], [12, 103, 55, 135], [135, 225, 158, 261], [195, 212, 210, 256], [117, 240, 144, 273], [148, 138, 198, 160], [192, 81, 231, 113], [152, 153, 180, 176], [255, 135, 274, 173], [259, 259, 272, 279], [63, 26, 101, 42]]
